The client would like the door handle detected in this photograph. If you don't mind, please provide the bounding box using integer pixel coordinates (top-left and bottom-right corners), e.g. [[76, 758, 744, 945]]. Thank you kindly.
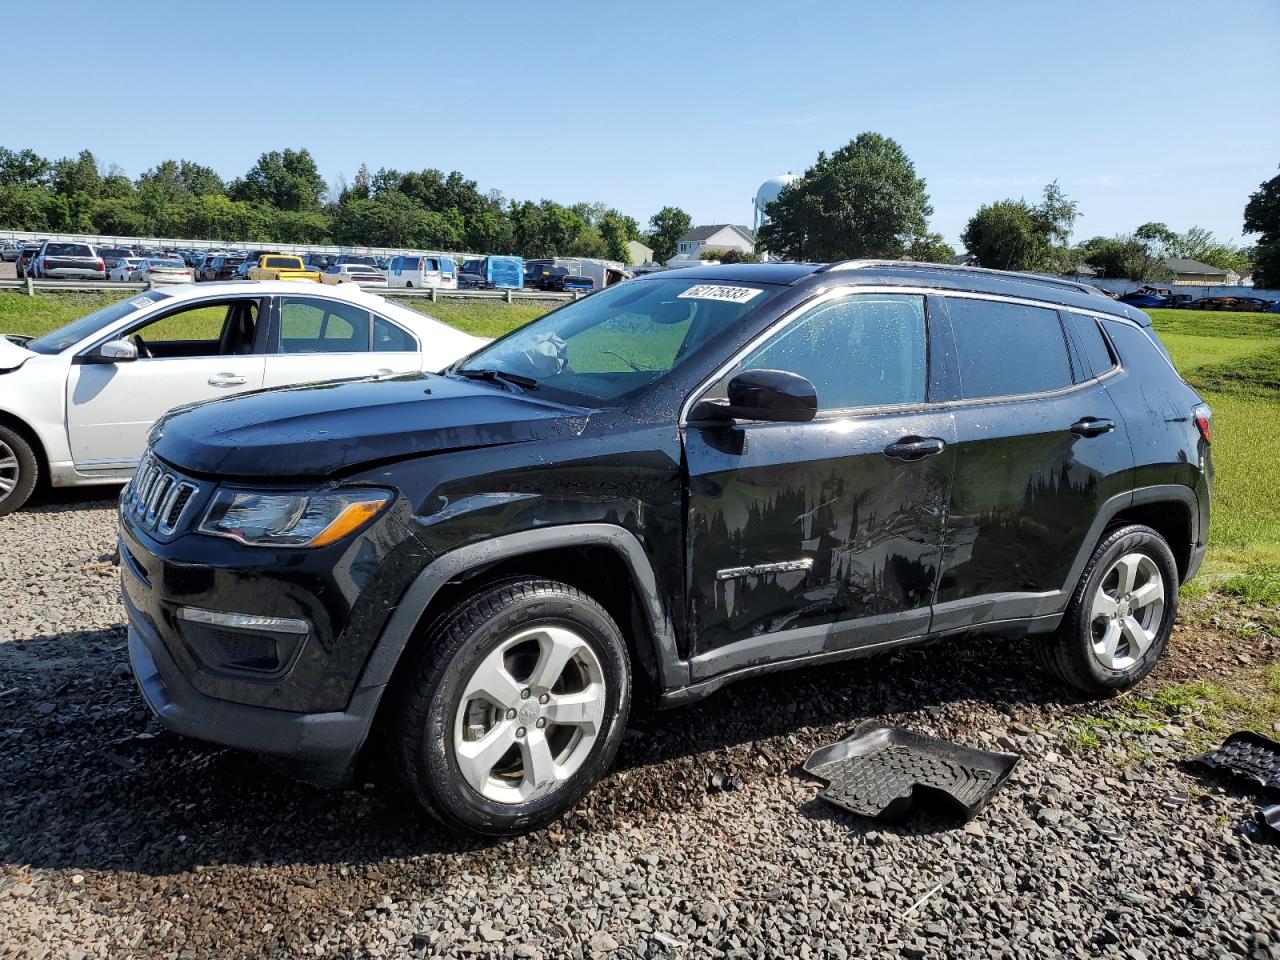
[[208, 374, 247, 387], [1070, 417, 1115, 438], [884, 436, 946, 461]]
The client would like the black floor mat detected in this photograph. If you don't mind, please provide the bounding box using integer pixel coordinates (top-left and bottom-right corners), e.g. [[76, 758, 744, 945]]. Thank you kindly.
[[803, 725, 1019, 822], [1191, 732, 1280, 792]]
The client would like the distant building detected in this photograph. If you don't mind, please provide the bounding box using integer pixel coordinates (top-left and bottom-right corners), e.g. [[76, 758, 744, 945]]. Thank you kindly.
[[1163, 258, 1233, 285], [669, 224, 755, 265], [625, 239, 654, 266]]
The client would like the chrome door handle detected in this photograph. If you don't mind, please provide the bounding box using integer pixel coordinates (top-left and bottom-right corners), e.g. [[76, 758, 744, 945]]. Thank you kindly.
[[1070, 417, 1115, 437], [208, 374, 247, 387]]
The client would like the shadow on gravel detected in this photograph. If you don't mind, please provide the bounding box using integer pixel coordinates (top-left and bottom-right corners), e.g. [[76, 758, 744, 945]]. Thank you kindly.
[[25, 485, 122, 511], [0, 620, 1091, 878]]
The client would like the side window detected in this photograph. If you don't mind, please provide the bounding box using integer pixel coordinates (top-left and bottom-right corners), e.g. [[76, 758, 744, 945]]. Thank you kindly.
[[278, 297, 371, 353], [946, 298, 1073, 399], [1064, 313, 1116, 379], [373, 315, 418, 352], [130, 300, 258, 357], [736, 294, 927, 411]]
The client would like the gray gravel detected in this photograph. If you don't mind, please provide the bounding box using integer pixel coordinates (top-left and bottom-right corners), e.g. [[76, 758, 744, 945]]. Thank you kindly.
[[1, 492, 1278, 960]]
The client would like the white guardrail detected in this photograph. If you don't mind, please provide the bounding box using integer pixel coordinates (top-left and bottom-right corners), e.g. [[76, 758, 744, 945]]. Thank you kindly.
[[0, 278, 578, 303]]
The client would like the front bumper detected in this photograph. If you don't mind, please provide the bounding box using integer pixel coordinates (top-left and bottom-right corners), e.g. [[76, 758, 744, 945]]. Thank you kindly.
[[126, 589, 380, 787]]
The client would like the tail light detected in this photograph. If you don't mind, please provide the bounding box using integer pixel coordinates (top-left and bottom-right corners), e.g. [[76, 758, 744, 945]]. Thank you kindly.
[[1192, 403, 1211, 444], [97, 259, 105, 271]]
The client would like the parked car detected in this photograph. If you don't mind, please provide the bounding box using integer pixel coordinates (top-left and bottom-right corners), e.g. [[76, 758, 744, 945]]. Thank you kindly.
[[201, 255, 246, 282], [133, 258, 195, 284], [1118, 286, 1173, 308], [0, 241, 19, 262], [113, 261, 1211, 836], [247, 254, 321, 282], [33, 242, 106, 280], [385, 255, 458, 289], [107, 257, 146, 281], [556, 274, 595, 292], [321, 263, 388, 287], [525, 262, 568, 290], [15, 245, 42, 278], [0, 280, 485, 516], [99, 247, 136, 274], [331, 255, 380, 269], [1223, 296, 1274, 313], [301, 253, 334, 274]]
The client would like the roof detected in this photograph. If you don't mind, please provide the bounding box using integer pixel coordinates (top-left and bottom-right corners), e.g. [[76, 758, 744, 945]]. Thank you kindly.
[[1164, 257, 1228, 276], [677, 224, 755, 243], [636, 261, 1151, 325]]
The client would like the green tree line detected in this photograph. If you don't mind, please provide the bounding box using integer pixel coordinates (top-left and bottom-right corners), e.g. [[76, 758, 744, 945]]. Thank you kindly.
[[0, 145, 697, 265]]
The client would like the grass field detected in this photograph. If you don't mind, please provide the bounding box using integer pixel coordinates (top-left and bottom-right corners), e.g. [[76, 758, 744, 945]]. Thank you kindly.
[[2, 291, 1278, 593]]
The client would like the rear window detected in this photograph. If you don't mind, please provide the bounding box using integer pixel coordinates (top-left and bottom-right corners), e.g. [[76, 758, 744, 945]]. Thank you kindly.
[[263, 256, 299, 268], [947, 298, 1073, 399], [46, 243, 93, 257]]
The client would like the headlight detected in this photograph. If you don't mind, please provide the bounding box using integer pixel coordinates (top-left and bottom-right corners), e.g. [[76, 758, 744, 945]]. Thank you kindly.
[[198, 488, 392, 548]]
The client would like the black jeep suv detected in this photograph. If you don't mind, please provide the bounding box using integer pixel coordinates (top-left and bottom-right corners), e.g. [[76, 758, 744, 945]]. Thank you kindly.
[[121, 261, 1211, 835]]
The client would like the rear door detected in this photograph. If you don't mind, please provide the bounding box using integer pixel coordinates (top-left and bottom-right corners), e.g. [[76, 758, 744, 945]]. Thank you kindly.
[[261, 294, 422, 387], [930, 294, 1134, 632], [682, 292, 956, 679]]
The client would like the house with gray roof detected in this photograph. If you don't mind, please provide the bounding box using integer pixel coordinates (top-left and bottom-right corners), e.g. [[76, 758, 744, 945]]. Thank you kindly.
[[1163, 258, 1234, 284], [669, 224, 755, 265]]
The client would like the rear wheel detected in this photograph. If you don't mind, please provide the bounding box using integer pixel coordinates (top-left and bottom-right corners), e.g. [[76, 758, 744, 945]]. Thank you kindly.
[[0, 425, 39, 516], [395, 578, 631, 835], [1038, 524, 1178, 695]]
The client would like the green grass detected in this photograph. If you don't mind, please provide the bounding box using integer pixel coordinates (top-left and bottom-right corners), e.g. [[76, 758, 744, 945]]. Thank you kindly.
[[393, 298, 551, 339]]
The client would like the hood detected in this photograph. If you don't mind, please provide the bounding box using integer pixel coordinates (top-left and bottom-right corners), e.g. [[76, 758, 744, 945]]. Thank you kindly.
[[152, 372, 591, 479], [0, 335, 36, 373]]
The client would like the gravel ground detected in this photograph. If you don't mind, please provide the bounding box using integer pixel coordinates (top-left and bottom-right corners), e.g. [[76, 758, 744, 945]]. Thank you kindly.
[[1, 493, 1278, 960]]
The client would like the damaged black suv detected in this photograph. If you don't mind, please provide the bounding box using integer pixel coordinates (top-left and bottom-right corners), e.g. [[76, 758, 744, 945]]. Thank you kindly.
[[121, 261, 1211, 835]]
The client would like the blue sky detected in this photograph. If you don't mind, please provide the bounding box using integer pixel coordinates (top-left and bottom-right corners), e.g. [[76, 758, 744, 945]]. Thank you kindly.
[[5, 0, 1278, 249]]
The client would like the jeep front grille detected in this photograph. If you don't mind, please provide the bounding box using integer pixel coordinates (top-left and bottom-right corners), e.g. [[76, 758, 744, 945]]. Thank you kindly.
[[124, 454, 201, 536]]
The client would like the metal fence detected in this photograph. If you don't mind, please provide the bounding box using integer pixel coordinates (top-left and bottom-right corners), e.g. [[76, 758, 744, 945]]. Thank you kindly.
[[0, 277, 578, 303]]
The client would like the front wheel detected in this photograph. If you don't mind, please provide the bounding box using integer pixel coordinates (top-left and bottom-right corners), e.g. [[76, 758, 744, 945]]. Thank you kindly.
[[395, 578, 632, 835], [1038, 524, 1179, 695], [0, 425, 39, 516]]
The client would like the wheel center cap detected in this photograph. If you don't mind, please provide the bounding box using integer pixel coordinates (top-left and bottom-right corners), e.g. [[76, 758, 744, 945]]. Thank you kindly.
[[518, 701, 541, 724], [1118, 598, 1131, 617]]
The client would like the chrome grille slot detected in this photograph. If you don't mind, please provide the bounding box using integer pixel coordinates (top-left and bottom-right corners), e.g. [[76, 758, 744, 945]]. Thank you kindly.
[[124, 453, 203, 536]]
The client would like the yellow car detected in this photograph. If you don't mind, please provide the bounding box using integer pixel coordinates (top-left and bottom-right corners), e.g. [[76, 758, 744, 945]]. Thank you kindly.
[[246, 254, 321, 282]]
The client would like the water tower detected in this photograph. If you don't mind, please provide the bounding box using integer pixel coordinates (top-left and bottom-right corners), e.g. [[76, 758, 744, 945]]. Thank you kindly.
[[753, 173, 799, 234]]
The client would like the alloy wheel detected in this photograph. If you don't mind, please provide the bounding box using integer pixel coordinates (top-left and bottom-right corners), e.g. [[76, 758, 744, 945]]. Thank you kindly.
[[0, 439, 19, 498], [453, 624, 606, 804], [1089, 552, 1165, 670]]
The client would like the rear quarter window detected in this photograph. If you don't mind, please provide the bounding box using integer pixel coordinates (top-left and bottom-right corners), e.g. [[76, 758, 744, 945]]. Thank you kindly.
[[1064, 313, 1116, 379]]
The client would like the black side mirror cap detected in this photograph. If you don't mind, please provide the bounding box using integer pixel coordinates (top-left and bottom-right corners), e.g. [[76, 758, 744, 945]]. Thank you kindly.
[[690, 369, 818, 423]]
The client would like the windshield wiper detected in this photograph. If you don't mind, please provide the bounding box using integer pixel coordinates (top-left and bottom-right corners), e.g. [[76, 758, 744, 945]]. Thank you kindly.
[[454, 367, 539, 391]]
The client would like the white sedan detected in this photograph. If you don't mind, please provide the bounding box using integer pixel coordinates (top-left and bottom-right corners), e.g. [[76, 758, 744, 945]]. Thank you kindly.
[[321, 263, 389, 287], [128, 258, 195, 284], [108, 257, 146, 282], [0, 281, 485, 513]]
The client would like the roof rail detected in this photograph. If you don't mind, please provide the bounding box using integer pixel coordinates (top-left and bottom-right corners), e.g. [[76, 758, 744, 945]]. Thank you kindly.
[[815, 259, 1103, 297]]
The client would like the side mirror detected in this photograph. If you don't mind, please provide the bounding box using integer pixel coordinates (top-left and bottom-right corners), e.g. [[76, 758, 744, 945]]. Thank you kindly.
[[86, 338, 138, 363], [690, 369, 817, 423]]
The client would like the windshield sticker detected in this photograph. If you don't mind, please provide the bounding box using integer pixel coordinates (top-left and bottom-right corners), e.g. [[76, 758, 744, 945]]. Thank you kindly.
[[129, 295, 158, 309], [677, 284, 763, 304]]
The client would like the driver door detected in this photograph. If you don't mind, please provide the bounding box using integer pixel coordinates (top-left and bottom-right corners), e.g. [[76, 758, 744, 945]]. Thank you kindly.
[[65, 297, 266, 471]]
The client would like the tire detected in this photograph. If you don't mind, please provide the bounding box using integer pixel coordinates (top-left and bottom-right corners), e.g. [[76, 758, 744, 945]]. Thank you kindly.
[[0, 425, 39, 516], [1038, 524, 1179, 696], [395, 578, 631, 835]]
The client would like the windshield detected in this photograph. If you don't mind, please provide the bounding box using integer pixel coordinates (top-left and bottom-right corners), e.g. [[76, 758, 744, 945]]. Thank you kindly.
[[455, 278, 774, 403], [152, 260, 186, 268], [26, 291, 173, 354]]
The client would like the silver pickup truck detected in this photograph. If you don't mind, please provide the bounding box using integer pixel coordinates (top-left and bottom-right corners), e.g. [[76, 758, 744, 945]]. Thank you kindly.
[[33, 241, 106, 280]]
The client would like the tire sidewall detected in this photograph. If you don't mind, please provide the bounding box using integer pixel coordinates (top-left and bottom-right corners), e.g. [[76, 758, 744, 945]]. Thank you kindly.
[[1072, 526, 1179, 690], [0, 426, 37, 516], [415, 589, 630, 834]]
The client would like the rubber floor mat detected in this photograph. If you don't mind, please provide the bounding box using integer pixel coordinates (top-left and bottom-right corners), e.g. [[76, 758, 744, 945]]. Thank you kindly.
[[1191, 732, 1280, 792], [803, 725, 1019, 822]]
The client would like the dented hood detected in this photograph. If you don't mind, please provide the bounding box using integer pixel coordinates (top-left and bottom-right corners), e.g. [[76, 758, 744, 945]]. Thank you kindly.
[[151, 372, 590, 479]]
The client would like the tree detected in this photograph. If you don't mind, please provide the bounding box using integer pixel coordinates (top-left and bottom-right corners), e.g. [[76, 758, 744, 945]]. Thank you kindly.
[[961, 200, 1044, 270], [647, 206, 692, 264], [0, 147, 51, 187], [756, 133, 932, 261], [904, 232, 955, 264], [1078, 235, 1170, 281], [598, 209, 639, 263], [962, 182, 1080, 271], [51, 150, 102, 199], [230, 148, 326, 211], [138, 160, 224, 201], [1244, 166, 1280, 287]]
